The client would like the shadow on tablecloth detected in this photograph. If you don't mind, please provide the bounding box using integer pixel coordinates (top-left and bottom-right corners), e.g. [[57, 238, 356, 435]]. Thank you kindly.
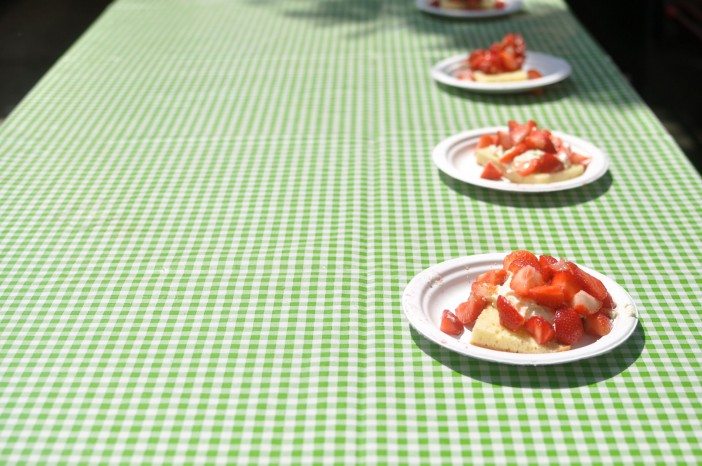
[[410, 321, 645, 387], [438, 170, 613, 207]]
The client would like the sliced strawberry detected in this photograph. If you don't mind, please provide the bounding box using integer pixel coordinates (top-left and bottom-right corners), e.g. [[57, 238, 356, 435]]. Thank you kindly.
[[527, 69, 543, 79], [553, 307, 584, 345], [497, 131, 513, 150], [567, 263, 612, 307], [538, 255, 557, 281], [572, 290, 601, 316], [471, 281, 496, 301], [468, 50, 486, 69], [455, 294, 487, 326], [475, 269, 508, 286], [468, 34, 526, 74], [503, 250, 539, 273], [548, 258, 571, 273], [477, 134, 498, 148], [440, 309, 464, 336], [507, 258, 540, 274], [525, 285, 566, 309], [499, 51, 519, 72], [499, 142, 528, 164], [510, 265, 545, 297], [502, 33, 525, 56], [524, 129, 556, 153], [551, 271, 583, 300], [515, 158, 540, 177], [551, 136, 565, 151], [480, 161, 503, 181], [569, 151, 591, 165], [537, 152, 564, 173], [496, 296, 525, 332], [584, 311, 612, 337], [524, 316, 555, 344], [507, 120, 536, 144]]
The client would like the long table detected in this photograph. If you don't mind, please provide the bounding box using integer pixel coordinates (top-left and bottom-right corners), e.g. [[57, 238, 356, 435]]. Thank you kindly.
[[0, 0, 700, 463]]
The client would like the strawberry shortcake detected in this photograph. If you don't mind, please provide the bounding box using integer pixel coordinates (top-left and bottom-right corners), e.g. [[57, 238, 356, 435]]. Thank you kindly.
[[456, 34, 542, 83], [440, 250, 615, 353], [476, 120, 591, 184]]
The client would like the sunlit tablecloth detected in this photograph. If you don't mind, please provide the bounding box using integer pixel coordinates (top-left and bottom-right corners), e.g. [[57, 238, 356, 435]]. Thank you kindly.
[[0, 0, 700, 463]]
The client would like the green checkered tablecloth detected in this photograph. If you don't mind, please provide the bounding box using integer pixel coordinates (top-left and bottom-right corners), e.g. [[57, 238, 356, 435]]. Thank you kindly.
[[1, 0, 701, 463]]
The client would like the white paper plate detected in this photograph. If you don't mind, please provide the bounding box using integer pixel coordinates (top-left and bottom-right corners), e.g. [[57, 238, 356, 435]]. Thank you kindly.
[[432, 127, 609, 193], [417, 0, 523, 18], [431, 52, 571, 93], [402, 253, 639, 365]]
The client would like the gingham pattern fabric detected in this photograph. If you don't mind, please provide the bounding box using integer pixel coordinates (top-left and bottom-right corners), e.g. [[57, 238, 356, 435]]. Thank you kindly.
[[0, 0, 700, 464]]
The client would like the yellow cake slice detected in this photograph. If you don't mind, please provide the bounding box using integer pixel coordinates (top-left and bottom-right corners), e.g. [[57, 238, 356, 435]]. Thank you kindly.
[[473, 70, 529, 83], [471, 306, 569, 353], [440, 0, 496, 9]]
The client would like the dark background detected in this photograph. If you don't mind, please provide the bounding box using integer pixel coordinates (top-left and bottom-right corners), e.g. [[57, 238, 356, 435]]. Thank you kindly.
[[1, 0, 701, 173]]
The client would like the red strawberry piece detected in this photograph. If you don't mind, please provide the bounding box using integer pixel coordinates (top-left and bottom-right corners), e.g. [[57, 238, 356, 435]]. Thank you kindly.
[[468, 34, 526, 74], [551, 271, 583, 301], [499, 51, 519, 72], [569, 151, 591, 165], [471, 281, 496, 301], [515, 158, 540, 177], [495, 0, 505, 9], [504, 33, 525, 56], [468, 50, 485, 69], [497, 33, 526, 68], [478, 52, 502, 74], [499, 142, 528, 164], [480, 161, 503, 181], [537, 152, 564, 173], [497, 130, 513, 150], [572, 290, 601, 316], [538, 255, 557, 281], [527, 69, 543, 79], [455, 294, 487, 326], [503, 250, 540, 274], [475, 269, 508, 286], [567, 263, 613, 307], [507, 257, 542, 274], [548, 258, 571, 273], [551, 136, 565, 151], [496, 296, 525, 332], [584, 311, 612, 337], [440, 309, 464, 336], [553, 308, 584, 345], [524, 316, 555, 344], [507, 120, 536, 144], [477, 134, 498, 148], [524, 129, 556, 153], [525, 285, 567, 309], [510, 265, 545, 297]]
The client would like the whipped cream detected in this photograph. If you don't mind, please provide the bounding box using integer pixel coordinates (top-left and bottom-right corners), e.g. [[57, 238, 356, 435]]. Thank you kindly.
[[491, 274, 555, 323]]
